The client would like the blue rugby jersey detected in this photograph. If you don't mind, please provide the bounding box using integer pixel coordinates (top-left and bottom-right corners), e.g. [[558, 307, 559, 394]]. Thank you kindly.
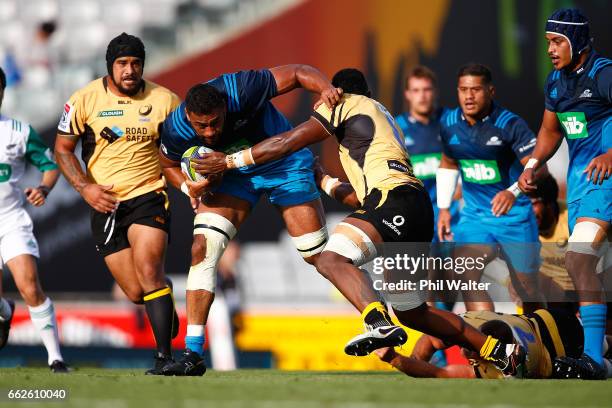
[[160, 69, 306, 175], [544, 51, 612, 204], [395, 108, 460, 220], [440, 104, 536, 219]]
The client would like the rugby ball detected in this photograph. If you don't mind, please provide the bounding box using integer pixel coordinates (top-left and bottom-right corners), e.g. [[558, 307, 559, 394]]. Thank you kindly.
[[181, 146, 214, 182]]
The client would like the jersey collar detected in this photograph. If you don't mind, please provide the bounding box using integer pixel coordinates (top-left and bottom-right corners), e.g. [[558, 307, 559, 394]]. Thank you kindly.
[[564, 49, 598, 78]]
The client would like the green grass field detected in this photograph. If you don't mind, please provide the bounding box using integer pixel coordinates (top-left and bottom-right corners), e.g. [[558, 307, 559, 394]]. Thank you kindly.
[[0, 369, 610, 408]]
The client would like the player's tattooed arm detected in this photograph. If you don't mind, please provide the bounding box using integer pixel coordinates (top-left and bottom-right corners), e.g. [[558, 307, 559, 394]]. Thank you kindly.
[[54, 135, 88, 192], [271, 64, 342, 109], [55, 134, 117, 213]]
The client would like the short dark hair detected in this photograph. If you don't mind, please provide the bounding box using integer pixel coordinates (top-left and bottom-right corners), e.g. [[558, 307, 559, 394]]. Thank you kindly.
[[480, 320, 513, 344], [406, 65, 437, 89], [0, 66, 5, 90], [332, 68, 371, 97], [40, 21, 57, 36], [535, 175, 560, 204], [185, 83, 227, 115], [457, 63, 492, 84]]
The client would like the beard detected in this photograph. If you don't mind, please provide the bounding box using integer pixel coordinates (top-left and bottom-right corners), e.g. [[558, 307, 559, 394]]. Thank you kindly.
[[111, 76, 142, 96]]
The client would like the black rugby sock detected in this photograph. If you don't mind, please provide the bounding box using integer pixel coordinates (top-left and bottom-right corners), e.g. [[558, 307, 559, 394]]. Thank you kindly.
[[143, 286, 175, 356]]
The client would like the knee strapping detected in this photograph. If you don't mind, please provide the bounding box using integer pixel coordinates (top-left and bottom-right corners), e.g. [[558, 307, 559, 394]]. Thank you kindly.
[[568, 221, 609, 257], [186, 213, 237, 291], [323, 222, 376, 266], [292, 227, 328, 258]]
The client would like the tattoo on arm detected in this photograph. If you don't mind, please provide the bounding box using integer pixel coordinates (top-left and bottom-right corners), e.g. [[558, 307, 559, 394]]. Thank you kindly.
[[56, 151, 88, 192]]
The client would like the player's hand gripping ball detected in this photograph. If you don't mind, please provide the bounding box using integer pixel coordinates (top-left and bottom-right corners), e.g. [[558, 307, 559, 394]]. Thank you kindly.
[[181, 146, 214, 182]]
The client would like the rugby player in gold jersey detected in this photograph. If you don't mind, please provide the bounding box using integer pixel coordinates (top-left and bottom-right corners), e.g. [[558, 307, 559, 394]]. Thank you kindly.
[[54, 33, 181, 374]]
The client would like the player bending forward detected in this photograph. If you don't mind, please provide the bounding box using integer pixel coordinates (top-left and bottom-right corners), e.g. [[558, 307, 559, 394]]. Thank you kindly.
[[193, 68, 526, 375]]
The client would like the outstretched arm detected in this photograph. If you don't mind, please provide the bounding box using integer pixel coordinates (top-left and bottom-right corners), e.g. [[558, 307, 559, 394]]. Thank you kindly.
[[191, 117, 330, 174], [270, 64, 342, 108], [374, 346, 475, 379]]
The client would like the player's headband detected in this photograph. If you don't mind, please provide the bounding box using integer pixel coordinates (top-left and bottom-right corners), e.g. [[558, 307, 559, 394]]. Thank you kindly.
[[105, 32, 146, 75], [545, 8, 590, 62]]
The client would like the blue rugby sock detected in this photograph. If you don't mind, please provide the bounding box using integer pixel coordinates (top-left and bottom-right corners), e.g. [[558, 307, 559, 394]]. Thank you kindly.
[[185, 335, 205, 357], [580, 304, 607, 365]]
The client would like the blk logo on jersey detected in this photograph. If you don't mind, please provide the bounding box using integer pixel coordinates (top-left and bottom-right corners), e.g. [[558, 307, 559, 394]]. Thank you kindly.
[[459, 160, 501, 184], [557, 112, 589, 139], [0, 163, 12, 182], [410, 153, 441, 179]]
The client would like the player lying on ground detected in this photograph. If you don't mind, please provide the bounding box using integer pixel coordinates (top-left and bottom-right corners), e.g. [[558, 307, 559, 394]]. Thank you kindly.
[[518, 8, 611, 380], [158, 65, 407, 376], [54, 33, 181, 375], [375, 308, 612, 379], [0, 67, 69, 373], [192, 68, 527, 375]]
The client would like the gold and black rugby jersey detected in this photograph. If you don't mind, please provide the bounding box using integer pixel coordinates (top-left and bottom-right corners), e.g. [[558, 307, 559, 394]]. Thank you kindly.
[[539, 202, 574, 291], [57, 77, 180, 201], [462, 309, 581, 379], [313, 94, 422, 204]]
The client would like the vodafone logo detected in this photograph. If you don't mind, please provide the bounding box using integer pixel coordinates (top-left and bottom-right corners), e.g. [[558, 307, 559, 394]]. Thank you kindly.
[[392, 215, 405, 226]]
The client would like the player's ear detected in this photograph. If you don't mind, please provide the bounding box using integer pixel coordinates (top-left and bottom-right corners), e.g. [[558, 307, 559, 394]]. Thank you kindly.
[[489, 85, 496, 98]]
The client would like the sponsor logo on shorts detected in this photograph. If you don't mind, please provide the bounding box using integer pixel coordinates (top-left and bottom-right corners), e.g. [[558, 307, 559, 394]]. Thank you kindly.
[[557, 112, 589, 139], [387, 160, 411, 173], [459, 160, 501, 184], [410, 153, 440, 180], [97, 109, 124, 118], [0, 163, 12, 182], [579, 89, 592, 98], [382, 218, 402, 236]]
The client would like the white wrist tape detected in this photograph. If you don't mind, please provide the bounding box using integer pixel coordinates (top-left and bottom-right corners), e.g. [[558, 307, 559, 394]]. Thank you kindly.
[[436, 168, 459, 209], [226, 148, 255, 169], [322, 175, 341, 197], [181, 182, 192, 197], [525, 158, 539, 170], [506, 182, 522, 198]]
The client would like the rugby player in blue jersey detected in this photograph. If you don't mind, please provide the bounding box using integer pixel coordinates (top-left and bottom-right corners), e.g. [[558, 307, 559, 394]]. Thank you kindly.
[[518, 8, 611, 379], [395, 65, 461, 242], [158, 66, 407, 375], [436, 64, 542, 312], [194, 68, 528, 376]]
